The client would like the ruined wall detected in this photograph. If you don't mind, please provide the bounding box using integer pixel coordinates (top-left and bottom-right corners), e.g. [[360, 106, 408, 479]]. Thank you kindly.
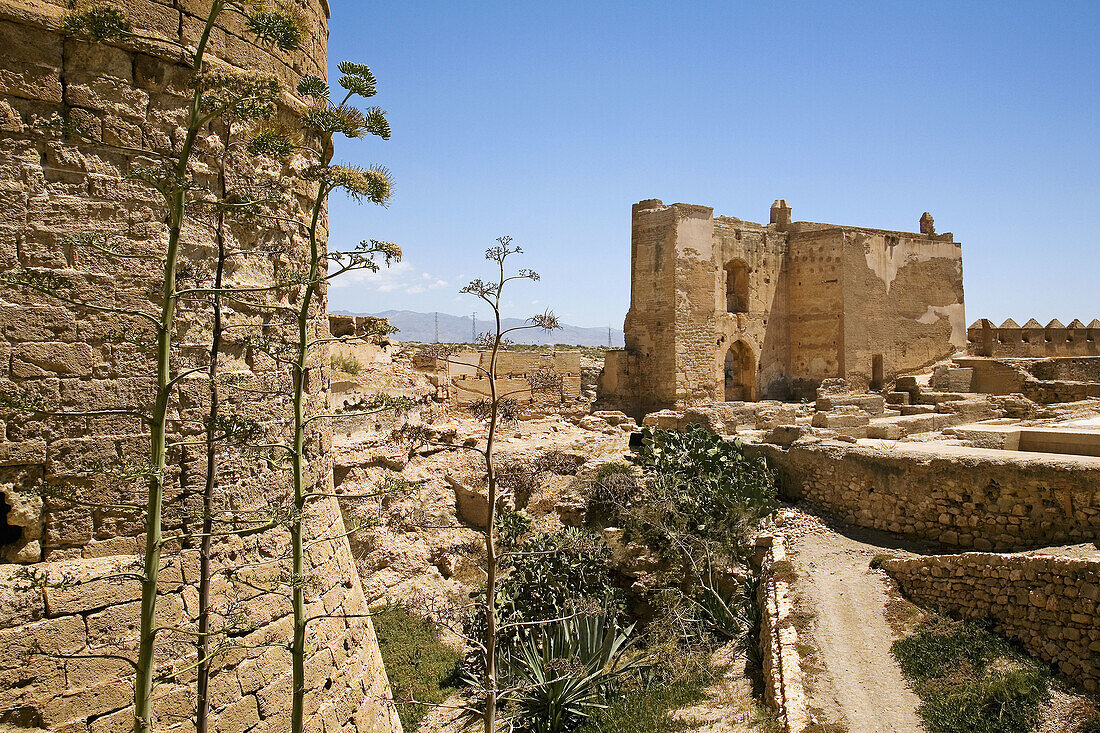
[[751, 440, 1100, 550], [0, 0, 400, 730], [968, 319, 1100, 358], [835, 228, 964, 388], [785, 229, 844, 386], [446, 350, 581, 404], [601, 199, 965, 411], [884, 553, 1100, 692], [671, 203, 720, 404], [755, 534, 808, 732], [713, 217, 789, 399]]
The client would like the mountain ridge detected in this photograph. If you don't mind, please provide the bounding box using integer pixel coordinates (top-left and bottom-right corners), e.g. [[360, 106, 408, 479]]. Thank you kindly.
[[334, 309, 625, 347]]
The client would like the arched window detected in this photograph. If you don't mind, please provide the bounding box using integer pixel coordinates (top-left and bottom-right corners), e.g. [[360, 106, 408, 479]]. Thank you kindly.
[[725, 260, 749, 313]]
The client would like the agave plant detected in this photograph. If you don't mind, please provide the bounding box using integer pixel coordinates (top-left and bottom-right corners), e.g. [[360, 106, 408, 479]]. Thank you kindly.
[[502, 615, 647, 733]]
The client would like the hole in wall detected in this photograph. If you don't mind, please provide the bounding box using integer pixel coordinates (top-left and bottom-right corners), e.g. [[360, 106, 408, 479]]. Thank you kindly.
[[0, 493, 24, 548], [0, 706, 44, 728]]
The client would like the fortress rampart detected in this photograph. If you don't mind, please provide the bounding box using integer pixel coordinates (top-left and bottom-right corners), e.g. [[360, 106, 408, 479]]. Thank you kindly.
[[0, 0, 399, 730], [967, 318, 1100, 358]]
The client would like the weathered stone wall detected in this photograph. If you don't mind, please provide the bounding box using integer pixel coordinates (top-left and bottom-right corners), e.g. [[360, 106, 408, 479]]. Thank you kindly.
[[786, 229, 844, 385], [0, 0, 400, 730], [883, 552, 1100, 692], [755, 534, 808, 733], [600, 199, 965, 411], [836, 228, 965, 389], [751, 440, 1100, 550], [435, 350, 582, 404], [968, 319, 1100, 358]]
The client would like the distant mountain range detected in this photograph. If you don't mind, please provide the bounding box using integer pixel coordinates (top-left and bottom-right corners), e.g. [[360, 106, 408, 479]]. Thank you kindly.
[[334, 309, 625, 347]]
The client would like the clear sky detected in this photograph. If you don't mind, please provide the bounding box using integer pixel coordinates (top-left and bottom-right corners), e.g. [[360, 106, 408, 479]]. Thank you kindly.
[[325, 0, 1098, 329]]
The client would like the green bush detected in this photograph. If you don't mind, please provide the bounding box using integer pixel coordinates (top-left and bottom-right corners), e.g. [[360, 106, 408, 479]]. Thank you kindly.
[[574, 667, 713, 733], [466, 523, 626, 676], [893, 616, 1050, 733], [628, 426, 777, 549], [330, 351, 362, 375], [372, 604, 462, 732], [584, 463, 637, 527]]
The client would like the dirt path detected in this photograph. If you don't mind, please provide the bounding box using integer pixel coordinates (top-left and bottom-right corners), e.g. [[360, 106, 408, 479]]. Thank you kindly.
[[781, 511, 925, 733]]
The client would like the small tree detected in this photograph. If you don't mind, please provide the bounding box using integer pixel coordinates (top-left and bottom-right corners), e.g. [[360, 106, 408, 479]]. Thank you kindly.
[[456, 238, 560, 731]]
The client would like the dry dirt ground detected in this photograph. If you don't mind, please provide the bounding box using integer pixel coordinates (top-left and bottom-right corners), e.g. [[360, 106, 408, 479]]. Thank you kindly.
[[779, 509, 927, 732]]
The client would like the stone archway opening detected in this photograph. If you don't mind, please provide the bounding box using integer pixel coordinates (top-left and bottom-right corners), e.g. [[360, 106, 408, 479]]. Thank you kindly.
[[724, 341, 755, 401]]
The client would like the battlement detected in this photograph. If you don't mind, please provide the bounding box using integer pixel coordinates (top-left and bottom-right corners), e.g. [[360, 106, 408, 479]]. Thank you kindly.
[[967, 318, 1100, 357]]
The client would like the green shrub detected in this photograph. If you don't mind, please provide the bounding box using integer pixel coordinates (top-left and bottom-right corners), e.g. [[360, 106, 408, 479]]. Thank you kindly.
[[584, 463, 637, 527], [330, 351, 362, 375], [372, 604, 462, 732], [574, 667, 714, 733], [628, 426, 777, 548], [869, 553, 895, 570], [464, 524, 626, 680], [893, 616, 1050, 733]]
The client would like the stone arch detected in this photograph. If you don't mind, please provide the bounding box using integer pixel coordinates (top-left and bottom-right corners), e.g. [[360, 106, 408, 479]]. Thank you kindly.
[[723, 340, 756, 401], [724, 259, 749, 313]]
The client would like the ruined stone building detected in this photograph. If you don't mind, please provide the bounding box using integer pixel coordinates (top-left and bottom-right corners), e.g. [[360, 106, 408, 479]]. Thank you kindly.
[[0, 0, 399, 730], [600, 199, 966, 413]]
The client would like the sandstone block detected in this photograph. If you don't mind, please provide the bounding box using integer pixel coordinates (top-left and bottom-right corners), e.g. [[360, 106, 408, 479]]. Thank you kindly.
[[13, 341, 94, 378], [43, 556, 143, 617], [0, 20, 62, 103], [0, 438, 46, 466]]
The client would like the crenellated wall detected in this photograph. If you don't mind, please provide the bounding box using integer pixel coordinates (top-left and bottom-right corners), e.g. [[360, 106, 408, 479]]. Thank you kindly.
[[0, 1, 400, 730], [968, 318, 1100, 358]]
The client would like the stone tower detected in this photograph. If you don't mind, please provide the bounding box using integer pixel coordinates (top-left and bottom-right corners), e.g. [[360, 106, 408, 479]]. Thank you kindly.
[[600, 199, 965, 414], [0, 1, 399, 730]]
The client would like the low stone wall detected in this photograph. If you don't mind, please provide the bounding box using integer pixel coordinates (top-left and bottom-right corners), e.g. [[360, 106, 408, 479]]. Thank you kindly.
[[756, 535, 808, 732], [751, 440, 1100, 550], [883, 552, 1100, 692]]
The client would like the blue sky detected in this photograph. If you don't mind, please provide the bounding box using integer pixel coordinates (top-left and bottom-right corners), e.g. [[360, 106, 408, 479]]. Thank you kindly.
[[325, 1, 1098, 329]]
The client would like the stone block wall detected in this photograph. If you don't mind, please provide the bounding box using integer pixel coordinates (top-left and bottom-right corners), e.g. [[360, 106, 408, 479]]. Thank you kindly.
[[756, 534, 808, 732], [883, 553, 1100, 692], [0, 0, 400, 730], [837, 228, 965, 389], [751, 440, 1100, 550], [438, 350, 582, 404]]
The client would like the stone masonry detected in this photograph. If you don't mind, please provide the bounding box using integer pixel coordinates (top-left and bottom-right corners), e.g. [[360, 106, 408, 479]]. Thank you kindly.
[[751, 440, 1100, 551], [884, 552, 1100, 692], [600, 199, 965, 414], [0, 0, 400, 730]]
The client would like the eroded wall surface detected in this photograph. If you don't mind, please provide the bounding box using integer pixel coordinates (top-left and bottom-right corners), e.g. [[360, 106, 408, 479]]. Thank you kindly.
[[884, 553, 1100, 692], [0, 1, 399, 730], [836, 228, 964, 388]]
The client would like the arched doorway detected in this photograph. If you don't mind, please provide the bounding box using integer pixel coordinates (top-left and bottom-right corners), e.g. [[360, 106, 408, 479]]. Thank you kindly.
[[723, 341, 755, 401]]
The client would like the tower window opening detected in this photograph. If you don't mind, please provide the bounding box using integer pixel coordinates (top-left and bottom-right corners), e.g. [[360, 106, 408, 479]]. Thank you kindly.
[[725, 260, 749, 313]]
